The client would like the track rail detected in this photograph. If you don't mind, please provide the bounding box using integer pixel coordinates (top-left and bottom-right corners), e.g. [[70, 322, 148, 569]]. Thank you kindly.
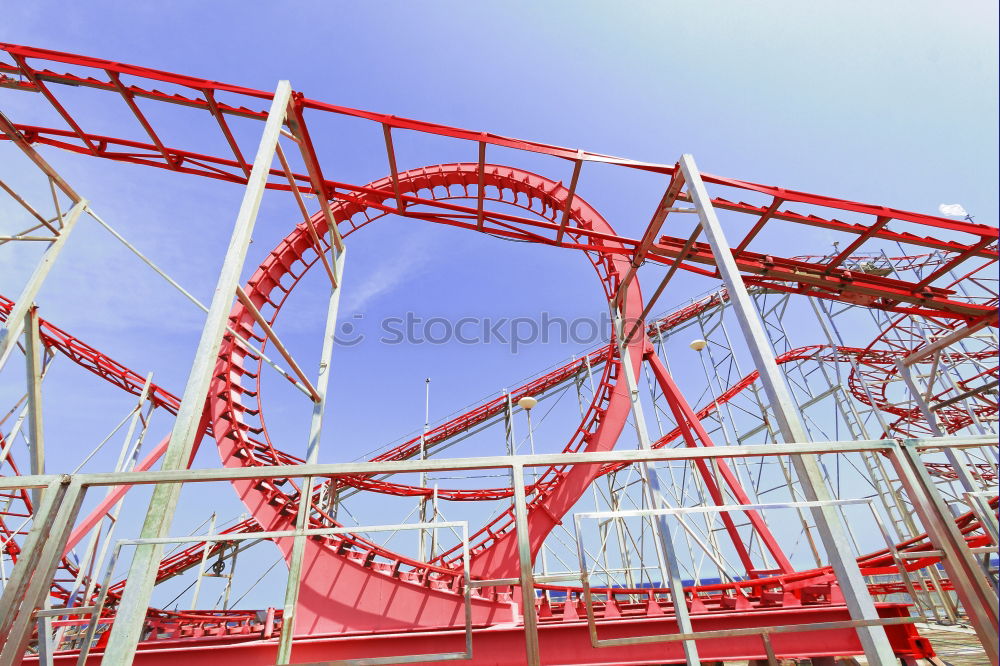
[[0, 43, 997, 325], [2, 262, 995, 605], [0, 40, 997, 661]]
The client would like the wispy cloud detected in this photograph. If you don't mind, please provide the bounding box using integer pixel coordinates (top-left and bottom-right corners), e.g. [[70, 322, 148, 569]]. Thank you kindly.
[[341, 236, 430, 315]]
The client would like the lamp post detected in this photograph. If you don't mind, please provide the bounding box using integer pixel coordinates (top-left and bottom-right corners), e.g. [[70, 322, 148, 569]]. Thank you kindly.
[[687, 338, 733, 580], [419, 378, 430, 561], [516, 395, 549, 589]]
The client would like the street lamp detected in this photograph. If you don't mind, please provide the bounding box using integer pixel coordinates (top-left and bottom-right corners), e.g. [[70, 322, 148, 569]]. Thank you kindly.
[[517, 394, 549, 584], [518, 396, 539, 455], [517, 396, 538, 410]]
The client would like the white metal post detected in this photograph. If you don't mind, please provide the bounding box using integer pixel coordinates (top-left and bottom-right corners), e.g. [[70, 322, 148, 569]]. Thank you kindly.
[[57, 375, 155, 652], [419, 378, 431, 562], [101, 81, 293, 665], [895, 360, 1000, 552], [275, 247, 345, 664], [887, 442, 999, 661], [613, 313, 700, 665], [189, 513, 217, 609], [23, 305, 45, 508], [0, 200, 85, 371], [523, 406, 552, 586], [0, 478, 86, 666], [79, 378, 156, 614], [23, 304, 52, 665], [679, 153, 897, 665], [895, 360, 981, 489], [0, 477, 64, 643], [511, 464, 542, 666]]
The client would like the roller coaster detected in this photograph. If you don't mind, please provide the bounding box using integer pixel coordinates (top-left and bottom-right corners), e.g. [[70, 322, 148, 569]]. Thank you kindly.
[[0, 43, 997, 665]]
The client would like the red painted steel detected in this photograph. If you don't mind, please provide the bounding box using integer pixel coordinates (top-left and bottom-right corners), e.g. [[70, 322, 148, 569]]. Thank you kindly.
[[1, 265, 994, 657], [1, 267, 994, 652], [6, 292, 989, 597], [209, 163, 648, 633], [1, 42, 997, 663], [0, 290, 990, 661], [22, 604, 932, 665], [0, 43, 996, 325]]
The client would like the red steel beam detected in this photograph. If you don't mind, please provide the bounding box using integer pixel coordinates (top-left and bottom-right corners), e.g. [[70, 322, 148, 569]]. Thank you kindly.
[[1, 120, 992, 324], [0, 43, 995, 658], [0, 41, 994, 258], [1, 120, 984, 320]]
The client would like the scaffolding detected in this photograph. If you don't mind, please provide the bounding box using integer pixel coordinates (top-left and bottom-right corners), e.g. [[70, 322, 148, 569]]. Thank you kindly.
[[0, 42, 997, 666]]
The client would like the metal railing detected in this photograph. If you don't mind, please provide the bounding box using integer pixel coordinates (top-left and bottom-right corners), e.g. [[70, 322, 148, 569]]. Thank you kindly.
[[0, 434, 996, 665]]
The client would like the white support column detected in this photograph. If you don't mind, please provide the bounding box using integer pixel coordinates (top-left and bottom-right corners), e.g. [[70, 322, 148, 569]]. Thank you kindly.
[[0, 478, 86, 666], [189, 513, 217, 609], [59, 374, 155, 643], [23, 306, 45, 508], [0, 200, 85, 371], [101, 81, 293, 665], [894, 359, 998, 551], [888, 441, 999, 661], [613, 313, 700, 665], [523, 405, 551, 585], [23, 311, 53, 665], [895, 359, 982, 488], [275, 248, 345, 664], [679, 153, 897, 665], [79, 376, 156, 613], [511, 464, 541, 666]]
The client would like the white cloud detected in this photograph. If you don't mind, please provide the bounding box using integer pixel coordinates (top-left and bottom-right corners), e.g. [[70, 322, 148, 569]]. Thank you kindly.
[[341, 236, 430, 314]]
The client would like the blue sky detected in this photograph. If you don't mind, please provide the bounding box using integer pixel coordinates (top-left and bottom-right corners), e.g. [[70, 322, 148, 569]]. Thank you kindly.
[[0, 2, 997, 605]]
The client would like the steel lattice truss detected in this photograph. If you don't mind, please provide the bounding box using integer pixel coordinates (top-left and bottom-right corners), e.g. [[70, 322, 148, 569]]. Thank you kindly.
[[0, 43, 997, 666]]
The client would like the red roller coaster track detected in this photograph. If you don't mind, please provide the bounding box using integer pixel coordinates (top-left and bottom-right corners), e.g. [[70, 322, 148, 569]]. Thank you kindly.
[[3, 271, 988, 663], [2, 252, 994, 663], [0, 42, 996, 664], [5, 259, 993, 603]]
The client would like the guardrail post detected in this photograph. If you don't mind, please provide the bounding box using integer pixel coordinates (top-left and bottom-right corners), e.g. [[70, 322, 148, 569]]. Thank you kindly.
[[614, 312, 700, 664], [511, 463, 542, 666]]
